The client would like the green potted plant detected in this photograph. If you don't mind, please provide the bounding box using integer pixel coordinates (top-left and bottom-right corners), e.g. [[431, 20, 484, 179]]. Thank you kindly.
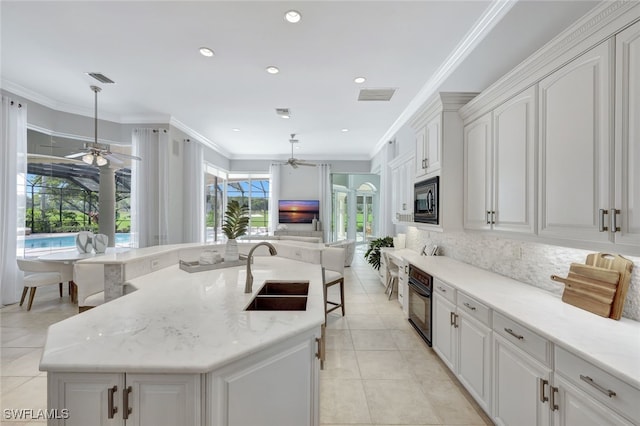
[[222, 200, 249, 261], [364, 236, 394, 270]]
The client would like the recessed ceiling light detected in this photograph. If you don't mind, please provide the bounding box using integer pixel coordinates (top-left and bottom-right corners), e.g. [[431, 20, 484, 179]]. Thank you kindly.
[[232, 128, 240, 132], [266, 66, 280, 74], [284, 10, 302, 23], [199, 47, 215, 57], [354, 77, 366, 84], [341, 128, 349, 132]]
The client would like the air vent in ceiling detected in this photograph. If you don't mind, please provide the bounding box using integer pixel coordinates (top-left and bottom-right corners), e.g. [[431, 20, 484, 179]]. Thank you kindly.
[[86, 72, 115, 84], [358, 88, 396, 101]]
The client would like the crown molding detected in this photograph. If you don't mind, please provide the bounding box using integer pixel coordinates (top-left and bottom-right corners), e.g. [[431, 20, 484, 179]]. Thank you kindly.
[[168, 117, 230, 158], [369, 0, 516, 158], [459, 0, 640, 122], [408, 92, 479, 130]]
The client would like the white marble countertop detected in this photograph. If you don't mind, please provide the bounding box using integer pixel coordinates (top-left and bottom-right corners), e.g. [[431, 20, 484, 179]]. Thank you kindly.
[[391, 249, 640, 389], [39, 256, 325, 373]]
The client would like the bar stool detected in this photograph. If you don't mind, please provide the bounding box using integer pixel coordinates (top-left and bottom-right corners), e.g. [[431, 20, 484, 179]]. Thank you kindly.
[[322, 247, 346, 322], [383, 251, 399, 300]]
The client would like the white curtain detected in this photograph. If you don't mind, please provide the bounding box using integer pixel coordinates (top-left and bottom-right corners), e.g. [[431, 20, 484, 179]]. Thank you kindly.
[[131, 128, 170, 248], [183, 140, 204, 243], [0, 96, 27, 305], [269, 163, 282, 234], [318, 163, 331, 242]]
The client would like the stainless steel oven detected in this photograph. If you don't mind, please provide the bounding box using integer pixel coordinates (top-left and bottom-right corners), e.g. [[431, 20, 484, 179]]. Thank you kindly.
[[414, 176, 439, 224], [407, 265, 433, 346]]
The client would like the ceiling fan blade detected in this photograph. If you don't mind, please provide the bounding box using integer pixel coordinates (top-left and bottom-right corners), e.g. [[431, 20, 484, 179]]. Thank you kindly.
[[103, 154, 124, 164], [108, 152, 142, 161], [297, 162, 316, 167], [65, 152, 88, 159]]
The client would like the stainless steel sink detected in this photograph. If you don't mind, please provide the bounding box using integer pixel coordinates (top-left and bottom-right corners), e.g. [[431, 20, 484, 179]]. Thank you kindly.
[[245, 296, 307, 311], [257, 280, 309, 296]]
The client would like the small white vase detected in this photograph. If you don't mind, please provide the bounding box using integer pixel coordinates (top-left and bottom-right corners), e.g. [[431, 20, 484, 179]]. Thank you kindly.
[[76, 231, 94, 253], [225, 239, 239, 262], [93, 234, 108, 254]]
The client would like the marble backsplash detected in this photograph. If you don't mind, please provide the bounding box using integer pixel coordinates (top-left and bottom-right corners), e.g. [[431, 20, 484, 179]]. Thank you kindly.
[[405, 227, 640, 321]]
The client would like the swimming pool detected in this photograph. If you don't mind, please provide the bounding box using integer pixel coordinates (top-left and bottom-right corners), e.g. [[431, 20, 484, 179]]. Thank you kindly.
[[23, 233, 131, 249]]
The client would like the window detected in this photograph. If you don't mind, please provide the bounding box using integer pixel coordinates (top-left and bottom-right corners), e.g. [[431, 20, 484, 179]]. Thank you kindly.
[[205, 165, 226, 243]]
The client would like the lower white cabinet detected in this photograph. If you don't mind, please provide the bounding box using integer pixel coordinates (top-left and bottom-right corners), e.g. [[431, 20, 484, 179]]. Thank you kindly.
[[47, 372, 200, 426], [432, 280, 492, 413], [492, 333, 551, 426], [207, 327, 320, 426]]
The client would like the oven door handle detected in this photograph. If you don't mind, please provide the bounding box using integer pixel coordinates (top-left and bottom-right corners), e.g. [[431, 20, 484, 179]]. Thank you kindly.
[[408, 282, 431, 299]]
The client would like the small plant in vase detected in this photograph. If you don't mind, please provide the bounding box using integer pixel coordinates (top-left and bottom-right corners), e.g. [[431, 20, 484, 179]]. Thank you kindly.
[[222, 200, 249, 261], [364, 236, 394, 270]]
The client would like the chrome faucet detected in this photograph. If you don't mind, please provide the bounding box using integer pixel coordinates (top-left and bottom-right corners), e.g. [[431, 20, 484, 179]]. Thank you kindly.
[[245, 242, 278, 293]]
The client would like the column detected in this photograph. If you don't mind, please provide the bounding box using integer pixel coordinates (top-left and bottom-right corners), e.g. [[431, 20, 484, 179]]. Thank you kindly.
[[98, 165, 116, 247]]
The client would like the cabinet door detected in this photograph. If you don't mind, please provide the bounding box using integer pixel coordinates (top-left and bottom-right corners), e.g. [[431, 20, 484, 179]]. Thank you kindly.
[[614, 20, 640, 248], [464, 112, 493, 230], [425, 114, 442, 174], [127, 374, 200, 426], [48, 372, 124, 426], [493, 86, 536, 234], [553, 375, 634, 426], [432, 293, 456, 371], [492, 334, 551, 426], [538, 41, 612, 242], [457, 312, 492, 413], [391, 166, 401, 224], [415, 127, 427, 178]]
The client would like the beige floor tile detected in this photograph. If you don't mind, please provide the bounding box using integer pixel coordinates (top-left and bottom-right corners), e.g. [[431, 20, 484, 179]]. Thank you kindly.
[[325, 329, 355, 351], [379, 314, 413, 330], [1, 348, 43, 377], [419, 379, 492, 425], [320, 378, 371, 424], [346, 314, 386, 330], [325, 315, 349, 330], [0, 422, 47, 425], [351, 330, 397, 351], [2, 331, 47, 348], [321, 350, 361, 379], [356, 350, 413, 380], [1, 376, 33, 396], [400, 350, 453, 382], [363, 379, 441, 425], [342, 293, 374, 304], [342, 303, 377, 315], [391, 330, 430, 351], [1, 347, 34, 363], [0, 376, 47, 412]]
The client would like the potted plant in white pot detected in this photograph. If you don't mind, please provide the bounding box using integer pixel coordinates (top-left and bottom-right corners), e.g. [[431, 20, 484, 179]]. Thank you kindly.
[[222, 200, 249, 261]]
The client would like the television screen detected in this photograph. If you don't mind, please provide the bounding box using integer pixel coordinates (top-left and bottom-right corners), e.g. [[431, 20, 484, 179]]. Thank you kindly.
[[278, 200, 320, 224]]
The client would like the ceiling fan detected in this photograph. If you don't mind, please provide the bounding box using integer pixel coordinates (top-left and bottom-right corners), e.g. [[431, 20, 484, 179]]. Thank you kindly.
[[282, 134, 315, 168], [65, 85, 141, 167]]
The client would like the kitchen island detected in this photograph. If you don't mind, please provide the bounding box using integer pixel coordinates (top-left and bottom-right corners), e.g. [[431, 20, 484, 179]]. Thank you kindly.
[[40, 256, 325, 426]]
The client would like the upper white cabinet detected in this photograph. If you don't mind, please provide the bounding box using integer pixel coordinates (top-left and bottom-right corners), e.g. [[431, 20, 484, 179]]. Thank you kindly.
[[464, 86, 537, 234], [415, 113, 442, 178], [389, 152, 414, 223], [538, 41, 613, 243], [614, 20, 640, 249]]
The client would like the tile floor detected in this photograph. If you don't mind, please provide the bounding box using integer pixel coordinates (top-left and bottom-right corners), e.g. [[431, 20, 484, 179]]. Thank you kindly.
[[0, 247, 492, 425]]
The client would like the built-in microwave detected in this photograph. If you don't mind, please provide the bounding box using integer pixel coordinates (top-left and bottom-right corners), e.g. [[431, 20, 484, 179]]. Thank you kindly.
[[414, 176, 439, 224]]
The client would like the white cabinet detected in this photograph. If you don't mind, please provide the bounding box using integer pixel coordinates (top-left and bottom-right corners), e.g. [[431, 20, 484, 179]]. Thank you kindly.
[[463, 112, 492, 230], [492, 333, 552, 426], [415, 113, 442, 178], [397, 259, 408, 314], [464, 86, 536, 233], [432, 279, 492, 413], [389, 152, 414, 223], [538, 41, 613, 243], [207, 327, 320, 426], [614, 20, 640, 249], [48, 373, 200, 426]]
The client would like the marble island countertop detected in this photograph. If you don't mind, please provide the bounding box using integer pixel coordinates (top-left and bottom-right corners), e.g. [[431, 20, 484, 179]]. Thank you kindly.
[[390, 249, 640, 389], [39, 256, 324, 374]]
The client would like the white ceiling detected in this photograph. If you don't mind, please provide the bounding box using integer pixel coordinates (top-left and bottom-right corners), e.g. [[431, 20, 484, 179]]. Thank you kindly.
[[1, 1, 599, 161]]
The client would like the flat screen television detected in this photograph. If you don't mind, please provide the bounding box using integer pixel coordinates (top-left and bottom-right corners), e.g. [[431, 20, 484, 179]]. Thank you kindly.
[[278, 200, 320, 224]]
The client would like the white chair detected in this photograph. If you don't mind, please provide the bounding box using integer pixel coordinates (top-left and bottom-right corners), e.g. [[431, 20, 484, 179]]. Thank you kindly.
[[73, 263, 105, 312], [382, 251, 399, 300], [16, 259, 64, 311], [325, 239, 356, 267], [322, 247, 346, 322]]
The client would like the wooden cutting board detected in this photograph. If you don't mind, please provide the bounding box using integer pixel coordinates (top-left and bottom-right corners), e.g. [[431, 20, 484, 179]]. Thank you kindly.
[[551, 264, 620, 318], [585, 253, 634, 320]]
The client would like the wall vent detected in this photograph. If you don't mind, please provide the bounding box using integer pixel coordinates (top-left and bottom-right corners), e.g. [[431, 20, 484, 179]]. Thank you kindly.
[[358, 88, 396, 101], [86, 72, 115, 84], [275, 108, 291, 118]]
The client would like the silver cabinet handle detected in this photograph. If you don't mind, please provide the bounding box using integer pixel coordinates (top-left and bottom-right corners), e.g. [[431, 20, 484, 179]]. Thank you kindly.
[[437, 286, 446, 293], [504, 328, 524, 340], [580, 375, 616, 398], [491, 211, 496, 224], [550, 386, 559, 411], [539, 378, 549, 402], [486, 211, 491, 225], [107, 385, 118, 419], [610, 209, 620, 233], [598, 209, 609, 232], [450, 311, 455, 326], [123, 386, 132, 419], [463, 302, 476, 311]]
